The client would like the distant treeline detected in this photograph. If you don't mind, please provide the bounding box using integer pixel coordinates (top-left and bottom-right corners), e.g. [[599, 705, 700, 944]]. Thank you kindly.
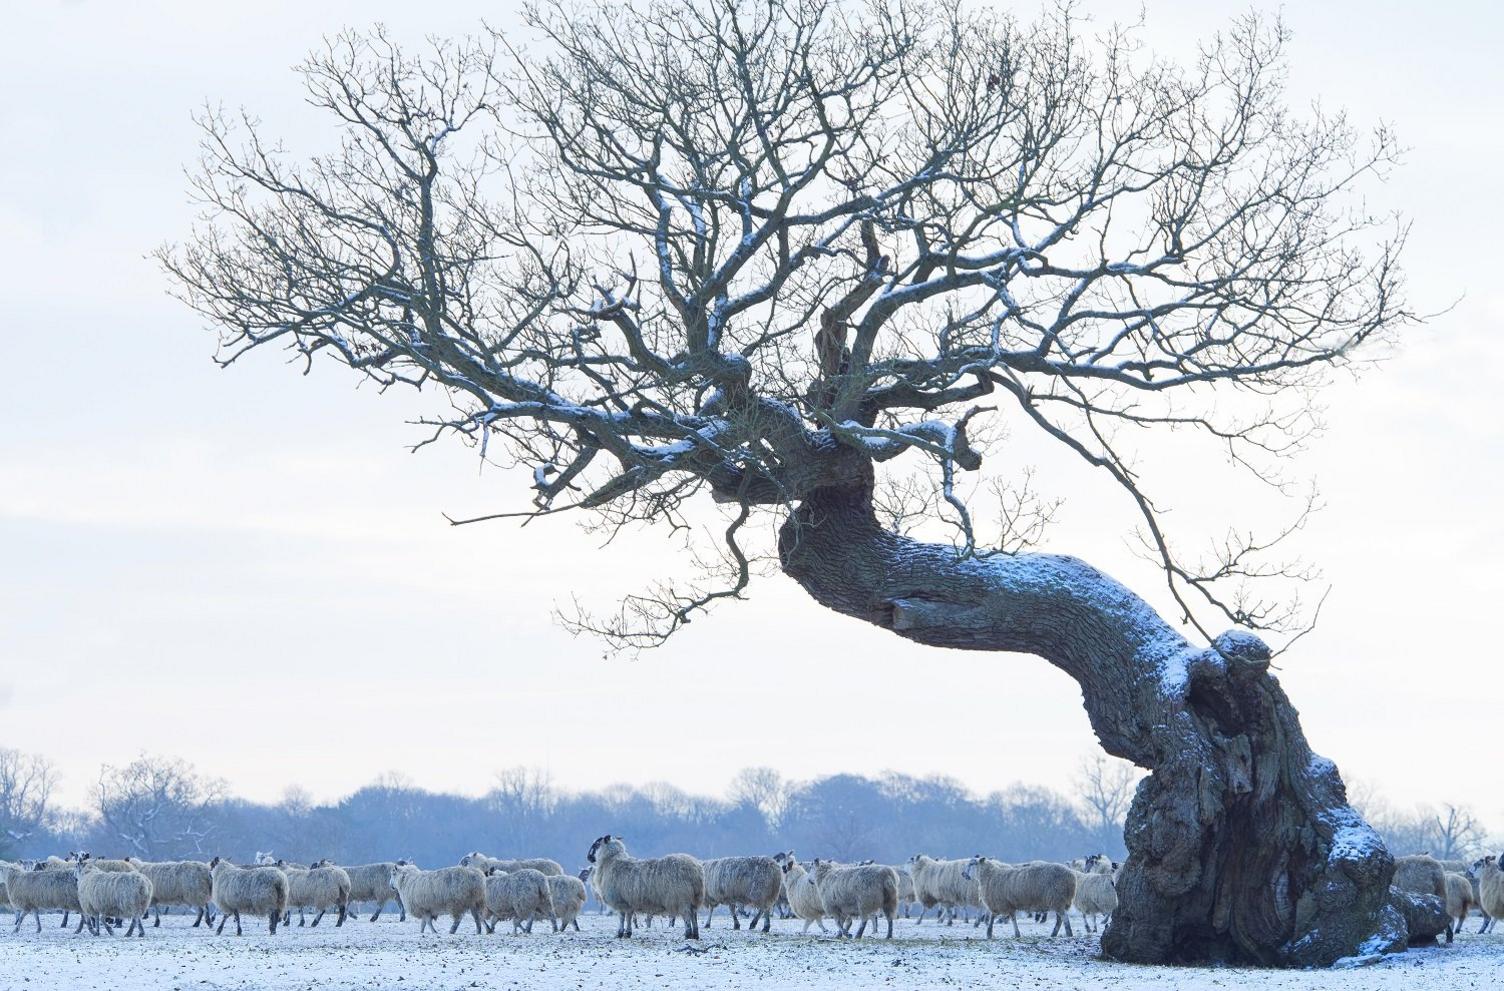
[[1, 750, 1489, 870], [0, 752, 1135, 869]]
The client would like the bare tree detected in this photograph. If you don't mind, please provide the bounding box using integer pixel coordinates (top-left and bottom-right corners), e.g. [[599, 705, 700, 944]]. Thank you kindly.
[[1426, 803, 1485, 862], [0, 749, 57, 854], [163, 0, 1418, 965], [93, 755, 224, 858], [729, 766, 792, 831], [1074, 754, 1139, 853], [486, 766, 557, 851]]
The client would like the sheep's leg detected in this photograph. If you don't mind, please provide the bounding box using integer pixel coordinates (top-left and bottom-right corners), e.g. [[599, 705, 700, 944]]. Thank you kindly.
[[74, 913, 87, 935], [337, 903, 347, 927], [731, 901, 742, 930], [616, 910, 628, 938], [311, 910, 324, 927], [298, 907, 307, 926], [370, 900, 384, 923], [236, 911, 245, 936], [60, 910, 69, 929], [215, 911, 228, 935], [1049, 910, 1063, 937], [1444, 918, 1453, 944], [761, 906, 772, 933], [855, 914, 868, 939], [1011, 911, 1022, 938], [572, 917, 580, 932], [885, 910, 894, 939], [153, 907, 161, 927], [986, 912, 995, 939], [704, 902, 714, 928]]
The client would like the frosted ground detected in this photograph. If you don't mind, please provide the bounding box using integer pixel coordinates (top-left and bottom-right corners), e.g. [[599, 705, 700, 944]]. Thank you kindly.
[[2, 911, 1500, 991]]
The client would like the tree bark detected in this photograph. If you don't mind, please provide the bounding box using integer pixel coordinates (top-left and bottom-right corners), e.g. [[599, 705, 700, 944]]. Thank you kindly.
[[778, 480, 1407, 966]]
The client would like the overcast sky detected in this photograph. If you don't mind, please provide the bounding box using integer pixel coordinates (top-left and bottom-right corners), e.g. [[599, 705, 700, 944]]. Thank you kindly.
[[1, 0, 1500, 832]]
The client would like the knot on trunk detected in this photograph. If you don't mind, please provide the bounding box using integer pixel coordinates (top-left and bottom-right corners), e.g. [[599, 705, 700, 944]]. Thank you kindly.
[[1212, 630, 1271, 677]]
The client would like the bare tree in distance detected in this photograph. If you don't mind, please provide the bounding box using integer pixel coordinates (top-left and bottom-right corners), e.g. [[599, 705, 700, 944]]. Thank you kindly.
[[1074, 754, 1139, 854], [162, 0, 1422, 964], [94, 755, 225, 858], [0, 749, 57, 855], [729, 766, 792, 831]]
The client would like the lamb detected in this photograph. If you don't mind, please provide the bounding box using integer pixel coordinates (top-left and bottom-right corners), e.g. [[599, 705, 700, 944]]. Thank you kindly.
[[541, 873, 587, 932], [284, 860, 351, 927], [208, 857, 288, 935], [908, 854, 982, 925], [1072, 870, 1118, 933], [964, 857, 1075, 938], [701, 855, 782, 932], [124, 858, 215, 928], [3, 861, 85, 934], [781, 861, 828, 934], [585, 835, 703, 940], [389, 863, 486, 934], [481, 868, 556, 934], [1470, 855, 1503, 935], [340, 862, 407, 921], [1392, 854, 1452, 943], [74, 862, 153, 937], [808, 859, 897, 938], [459, 852, 564, 876]]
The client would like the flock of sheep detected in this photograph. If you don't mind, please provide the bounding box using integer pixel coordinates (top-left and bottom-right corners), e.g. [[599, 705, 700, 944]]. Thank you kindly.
[[2, 845, 1501, 946]]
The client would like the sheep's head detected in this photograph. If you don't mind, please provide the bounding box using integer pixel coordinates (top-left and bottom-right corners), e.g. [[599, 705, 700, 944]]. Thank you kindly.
[[1472, 855, 1498, 876], [962, 855, 985, 881], [587, 835, 624, 863], [908, 853, 928, 866]]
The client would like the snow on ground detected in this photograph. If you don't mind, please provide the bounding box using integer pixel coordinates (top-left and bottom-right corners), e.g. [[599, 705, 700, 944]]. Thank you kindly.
[[1, 909, 1498, 991]]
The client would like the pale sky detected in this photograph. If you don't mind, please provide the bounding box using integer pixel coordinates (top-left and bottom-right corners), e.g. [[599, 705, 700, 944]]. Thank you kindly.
[[1, 0, 1500, 832]]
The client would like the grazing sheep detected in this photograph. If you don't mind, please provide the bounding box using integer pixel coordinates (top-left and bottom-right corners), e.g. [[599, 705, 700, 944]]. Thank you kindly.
[[1393, 854, 1452, 943], [808, 859, 897, 939], [1444, 871, 1477, 935], [585, 835, 703, 940], [1072, 870, 1118, 933], [964, 857, 1075, 938], [702, 856, 782, 932], [481, 868, 556, 934], [389, 864, 486, 935], [3, 862, 85, 934], [781, 861, 828, 934], [340, 862, 407, 922], [459, 853, 564, 876], [283, 860, 352, 927], [75, 854, 136, 873], [908, 854, 982, 925], [208, 857, 288, 936], [125, 858, 215, 928], [541, 873, 587, 932], [1471, 855, 1503, 934], [74, 863, 153, 937]]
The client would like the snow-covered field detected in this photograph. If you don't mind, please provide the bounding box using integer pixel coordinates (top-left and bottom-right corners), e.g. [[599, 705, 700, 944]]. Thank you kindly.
[[1, 910, 1498, 990]]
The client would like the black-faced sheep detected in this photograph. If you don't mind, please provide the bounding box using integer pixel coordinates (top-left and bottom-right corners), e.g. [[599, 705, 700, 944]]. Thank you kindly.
[[585, 835, 703, 940]]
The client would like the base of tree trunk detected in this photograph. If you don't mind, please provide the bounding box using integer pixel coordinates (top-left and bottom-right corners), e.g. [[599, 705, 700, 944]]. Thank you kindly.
[[779, 483, 1412, 967]]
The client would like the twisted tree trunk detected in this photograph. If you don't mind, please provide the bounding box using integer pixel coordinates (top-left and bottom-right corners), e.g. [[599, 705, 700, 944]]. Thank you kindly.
[[778, 480, 1410, 966]]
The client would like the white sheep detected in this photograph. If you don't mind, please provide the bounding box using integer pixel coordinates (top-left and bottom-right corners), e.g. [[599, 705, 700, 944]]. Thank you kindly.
[[908, 854, 982, 925], [702, 856, 783, 932], [585, 835, 703, 940], [3, 862, 86, 934], [389, 864, 486, 935], [125, 858, 215, 928], [337, 862, 407, 922], [1470, 855, 1502, 935], [208, 857, 289, 936], [1444, 871, 1476, 936], [459, 852, 564, 876], [964, 857, 1075, 938], [781, 861, 828, 934], [481, 868, 556, 934], [1072, 870, 1118, 933], [541, 873, 587, 932], [285, 860, 352, 927], [808, 859, 897, 939], [74, 862, 153, 937]]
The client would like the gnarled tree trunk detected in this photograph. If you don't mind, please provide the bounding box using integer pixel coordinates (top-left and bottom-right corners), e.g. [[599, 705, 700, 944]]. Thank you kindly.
[[778, 480, 1409, 966]]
